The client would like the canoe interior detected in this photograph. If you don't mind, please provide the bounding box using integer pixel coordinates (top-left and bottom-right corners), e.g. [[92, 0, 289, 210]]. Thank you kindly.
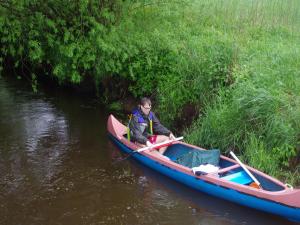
[[164, 143, 285, 192]]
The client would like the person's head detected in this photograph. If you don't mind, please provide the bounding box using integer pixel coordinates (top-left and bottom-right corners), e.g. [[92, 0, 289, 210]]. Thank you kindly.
[[139, 97, 152, 115]]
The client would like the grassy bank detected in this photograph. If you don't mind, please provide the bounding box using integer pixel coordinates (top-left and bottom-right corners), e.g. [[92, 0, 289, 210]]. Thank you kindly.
[[0, 0, 299, 185], [182, 0, 300, 184]]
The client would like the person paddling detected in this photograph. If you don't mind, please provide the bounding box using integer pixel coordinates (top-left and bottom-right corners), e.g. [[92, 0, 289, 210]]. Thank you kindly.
[[129, 97, 175, 157]]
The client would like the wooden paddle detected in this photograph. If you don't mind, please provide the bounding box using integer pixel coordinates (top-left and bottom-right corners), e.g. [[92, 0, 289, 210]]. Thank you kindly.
[[229, 151, 262, 189]]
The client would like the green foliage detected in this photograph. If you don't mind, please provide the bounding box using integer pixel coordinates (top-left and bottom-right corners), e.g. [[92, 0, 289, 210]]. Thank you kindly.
[[31, 73, 38, 93], [242, 134, 300, 184], [107, 101, 123, 112], [157, 35, 235, 125], [272, 145, 297, 169], [243, 134, 280, 176], [0, 0, 123, 85]]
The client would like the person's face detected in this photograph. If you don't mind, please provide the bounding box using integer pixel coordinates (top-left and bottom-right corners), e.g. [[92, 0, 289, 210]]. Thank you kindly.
[[140, 102, 151, 115]]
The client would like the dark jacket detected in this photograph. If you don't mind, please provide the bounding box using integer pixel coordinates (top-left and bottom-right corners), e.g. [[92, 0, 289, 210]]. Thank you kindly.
[[129, 108, 171, 144]]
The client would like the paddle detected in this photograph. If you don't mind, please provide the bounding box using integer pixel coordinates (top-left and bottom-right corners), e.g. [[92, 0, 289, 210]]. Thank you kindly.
[[229, 151, 262, 189], [137, 136, 184, 153], [114, 136, 184, 163]]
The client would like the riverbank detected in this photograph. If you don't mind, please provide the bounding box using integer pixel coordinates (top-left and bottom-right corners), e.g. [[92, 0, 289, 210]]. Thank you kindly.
[[1, 0, 299, 185]]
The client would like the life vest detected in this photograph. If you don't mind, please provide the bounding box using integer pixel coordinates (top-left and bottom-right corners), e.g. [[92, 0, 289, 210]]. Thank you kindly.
[[127, 109, 153, 141]]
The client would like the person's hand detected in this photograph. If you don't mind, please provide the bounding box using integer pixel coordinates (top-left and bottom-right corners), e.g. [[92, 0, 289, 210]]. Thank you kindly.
[[169, 133, 176, 140], [146, 141, 153, 147]]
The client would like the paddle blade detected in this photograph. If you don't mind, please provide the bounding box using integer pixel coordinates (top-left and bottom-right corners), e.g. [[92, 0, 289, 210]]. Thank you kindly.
[[249, 182, 261, 189]]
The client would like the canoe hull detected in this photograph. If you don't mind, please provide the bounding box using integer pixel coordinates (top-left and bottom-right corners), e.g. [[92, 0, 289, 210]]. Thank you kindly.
[[108, 115, 300, 222]]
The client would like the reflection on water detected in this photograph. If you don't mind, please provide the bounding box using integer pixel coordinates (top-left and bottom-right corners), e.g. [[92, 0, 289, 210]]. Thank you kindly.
[[0, 76, 109, 225], [0, 80, 70, 193], [0, 76, 298, 225], [21, 101, 69, 182]]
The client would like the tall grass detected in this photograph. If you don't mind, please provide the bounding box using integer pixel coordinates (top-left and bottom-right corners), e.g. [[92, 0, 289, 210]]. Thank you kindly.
[[184, 0, 300, 184]]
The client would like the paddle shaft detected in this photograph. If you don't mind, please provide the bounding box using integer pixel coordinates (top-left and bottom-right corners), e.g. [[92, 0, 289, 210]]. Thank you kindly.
[[113, 136, 183, 164], [137, 136, 184, 153], [229, 151, 261, 187]]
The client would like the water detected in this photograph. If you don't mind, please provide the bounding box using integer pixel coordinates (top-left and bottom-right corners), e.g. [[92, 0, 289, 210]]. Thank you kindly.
[[0, 76, 297, 225]]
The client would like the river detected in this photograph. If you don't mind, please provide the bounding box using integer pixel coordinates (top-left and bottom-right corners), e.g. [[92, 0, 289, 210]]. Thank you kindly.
[[0, 76, 296, 225]]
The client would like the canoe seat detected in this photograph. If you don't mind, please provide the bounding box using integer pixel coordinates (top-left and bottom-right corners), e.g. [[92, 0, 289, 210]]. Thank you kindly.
[[222, 171, 252, 185]]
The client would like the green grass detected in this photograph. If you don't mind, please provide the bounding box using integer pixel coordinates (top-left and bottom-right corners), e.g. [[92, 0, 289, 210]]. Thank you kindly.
[[180, 0, 300, 185]]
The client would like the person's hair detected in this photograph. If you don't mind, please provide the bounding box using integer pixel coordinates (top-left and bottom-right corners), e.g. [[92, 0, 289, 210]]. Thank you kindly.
[[139, 97, 151, 106]]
